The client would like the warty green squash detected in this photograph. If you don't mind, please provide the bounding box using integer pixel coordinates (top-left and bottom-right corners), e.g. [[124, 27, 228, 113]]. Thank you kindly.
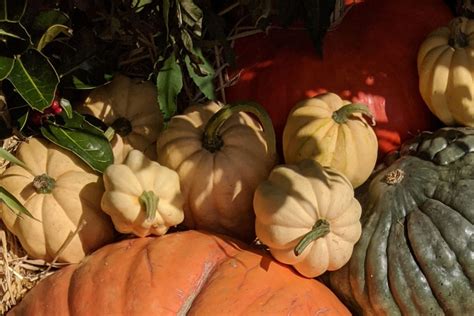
[[328, 127, 474, 315]]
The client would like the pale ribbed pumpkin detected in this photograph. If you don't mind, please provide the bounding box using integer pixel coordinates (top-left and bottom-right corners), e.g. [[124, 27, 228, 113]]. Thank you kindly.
[[283, 92, 378, 188], [0, 138, 115, 263], [418, 17, 474, 126], [254, 159, 362, 278], [156, 101, 277, 241], [101, 149, 184, 237], [76, 74, 162, 160]]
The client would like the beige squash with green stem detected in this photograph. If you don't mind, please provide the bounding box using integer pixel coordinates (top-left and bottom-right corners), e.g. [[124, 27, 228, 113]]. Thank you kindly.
[[0, 138, 115, 263], [283, 92, 378, 188], [157, 101, 277, 241], [418, 17, 474, 126], [254, 159, 362, 278], [77, 74, 163, 160], [101, 149, 184, 237]]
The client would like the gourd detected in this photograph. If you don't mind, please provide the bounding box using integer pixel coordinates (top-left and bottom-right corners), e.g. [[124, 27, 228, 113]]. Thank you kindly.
[[254, 159, 362, 278], [418, 17, 474, 126], [101, 149, 184, 237], [8, 230, 351, 316], [283, 92, 378, 188], [0, 138, 115, 263], [76, 74, 163, 160], [225, 0, 452, 157], [328, 127, 474, 315], [156, 101, 277, 241]]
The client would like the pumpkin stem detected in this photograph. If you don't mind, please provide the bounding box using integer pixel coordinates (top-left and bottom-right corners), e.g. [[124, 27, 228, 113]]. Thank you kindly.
[[294, 219, 330, 256], [332, 103, 375, 126], [202, 101, 277, 158], [449, 17, 468, 49], [139, 190, 159, 221], [32, 174, 56, 194], [104, 126, 115, 141], [111, 117, 132, 137]]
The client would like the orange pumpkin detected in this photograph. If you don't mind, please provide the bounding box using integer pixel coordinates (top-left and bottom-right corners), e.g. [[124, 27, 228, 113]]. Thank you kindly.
[[8, 230, 350, 315]]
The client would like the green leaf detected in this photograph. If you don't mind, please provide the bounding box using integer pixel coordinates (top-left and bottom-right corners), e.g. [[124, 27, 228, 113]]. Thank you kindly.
[[36, 24, 72, 51], [0, 55, 13, 79], [0, 21, 31, 54], [185, 48, 215, 100], [0, 0, 26, 22], [0, 146, 29, 170], [17, 110, 28, 130], [157, 52, 183, 121], [0, 187, 36, 220], [132, 0, 152, 12], [180, 29, 194, 53], [163, 0, 170, 38], [31, 10, 70, 32], [7, 49, 59, 112], [59, 97, 73, 118], [178, 0, 203, 36], [40, 118, 113, 173]]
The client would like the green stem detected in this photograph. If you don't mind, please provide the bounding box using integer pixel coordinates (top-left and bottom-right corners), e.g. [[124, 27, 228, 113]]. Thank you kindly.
[[449, 17, 468, 49], [202, 101, 277, 158], [33, 174, 56, 194], [294, 219, 331, 256], [332, 103, 375, 126], [104, 126, 115, 142], [139, 190, 159, 221]]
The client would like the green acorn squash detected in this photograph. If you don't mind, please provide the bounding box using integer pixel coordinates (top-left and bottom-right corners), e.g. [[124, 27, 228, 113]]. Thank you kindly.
[[328, 127, 474, 315]]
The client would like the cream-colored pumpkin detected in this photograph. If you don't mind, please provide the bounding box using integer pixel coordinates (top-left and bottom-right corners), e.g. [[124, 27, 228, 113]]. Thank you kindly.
[[283, 92, 378, 188], [418, 17, 474, 126], [0, 138, 115, 263], [253, 159, 362, 278], [157, 101, 277, 241], [101, 150, 184, 237], [76, 74, 162, 160]]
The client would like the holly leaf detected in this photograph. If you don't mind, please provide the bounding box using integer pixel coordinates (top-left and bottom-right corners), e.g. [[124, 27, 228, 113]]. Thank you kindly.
[[0, 0, 27, 22], [7, 49, 59, 112], [185, 48, 215, 100], [0, 21, 31, 54], [0, 55, 13, 79], [0, 146, 29, 170], [40, 113, 113, 173], [157, 52, 183, 121], [31, 9, 70, 32], [36, 24, 72, 51]]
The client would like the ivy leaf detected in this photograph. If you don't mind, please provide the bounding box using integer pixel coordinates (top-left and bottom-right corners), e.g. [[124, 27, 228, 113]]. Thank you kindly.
[[157, 52, 183, 121], [0, 187, 36, 220], [40, 113, 113, 173], [185, 48, 215, 100], [7, 49, 59, 112], [0, 0, 27, 22], [36, 24, 72, 51]]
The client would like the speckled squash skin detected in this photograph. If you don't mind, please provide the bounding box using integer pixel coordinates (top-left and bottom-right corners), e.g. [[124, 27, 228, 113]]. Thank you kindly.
[[328, 127, 474, 315]]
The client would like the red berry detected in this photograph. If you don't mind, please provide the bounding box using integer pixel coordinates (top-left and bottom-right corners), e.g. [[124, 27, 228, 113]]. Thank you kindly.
[[31, 112, 42, 126], [51, 100, 60, 109], [53, 106, 63, 114]]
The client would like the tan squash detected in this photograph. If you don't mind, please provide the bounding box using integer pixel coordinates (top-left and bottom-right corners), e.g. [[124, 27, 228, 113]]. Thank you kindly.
[[254, 159, 362, 278], [0, 138, 115, 263], [76, 74, 162, 160], [157, 101, 277, 241], [418, 17, 474, 126], [101, 149, 184, 237], [283, 92, 378, 188]]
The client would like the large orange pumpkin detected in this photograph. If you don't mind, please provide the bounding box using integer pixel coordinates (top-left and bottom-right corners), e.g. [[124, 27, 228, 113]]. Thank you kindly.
[[225, 0, 452, 158], [8, 230, 350, 315]]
